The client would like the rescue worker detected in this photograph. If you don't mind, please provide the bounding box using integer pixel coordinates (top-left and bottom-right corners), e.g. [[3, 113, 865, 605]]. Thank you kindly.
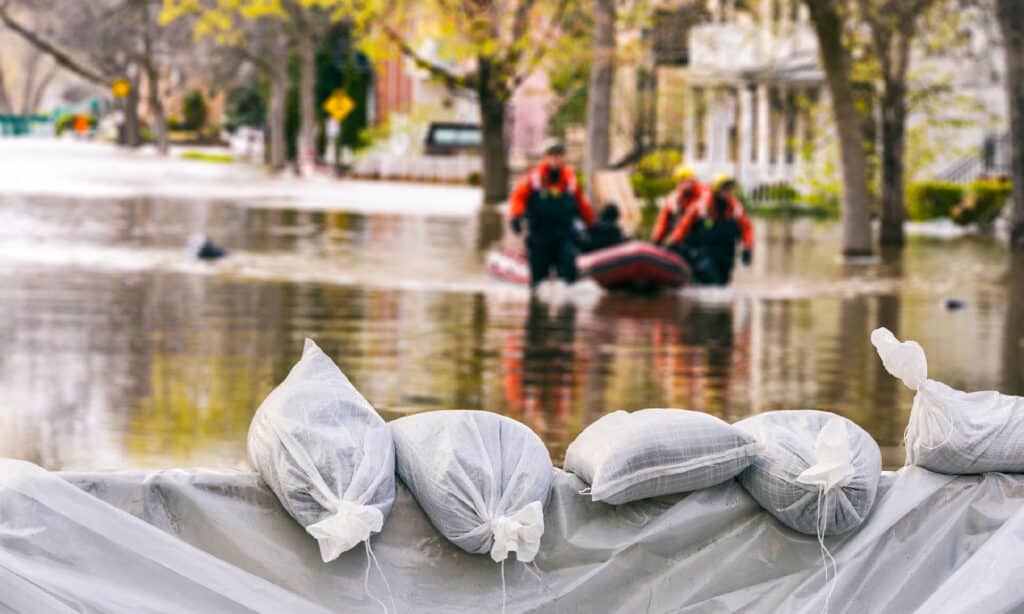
[[667, 173, 754, 285], [509, 140, 595, 288], [652, 164, 707, 245], [583, 203, 627, 253]]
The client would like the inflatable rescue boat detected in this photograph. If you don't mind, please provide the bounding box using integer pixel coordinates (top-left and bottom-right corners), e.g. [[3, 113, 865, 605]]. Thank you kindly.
[[486, 241, 690, 291]]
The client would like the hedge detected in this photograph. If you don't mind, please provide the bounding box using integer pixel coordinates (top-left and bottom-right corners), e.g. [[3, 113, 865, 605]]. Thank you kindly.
[[906, 181, 964, 221], [952, 178, 1013, 226]]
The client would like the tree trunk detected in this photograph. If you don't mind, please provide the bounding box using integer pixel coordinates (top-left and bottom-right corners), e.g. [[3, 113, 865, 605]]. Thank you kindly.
[[140, 1, 168, 155], [878, 86, 906, 246], [0, 67, 13, 114], [122, 83, 141, 147], [20, 51, 42, 115], [998, 0, 1024, 250], [1003, 250, 1024, 392], [584, 0, 615, 201], [144, 62, 169, 155], [478, 57, 510, 204], [296, 32, 318, 178], [268, 48, 289, 172], [805, 0, 874, 257]]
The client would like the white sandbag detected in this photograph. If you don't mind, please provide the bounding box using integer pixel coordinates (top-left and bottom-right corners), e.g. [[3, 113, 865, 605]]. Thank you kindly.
[[873, 326, 1024, 473], [735, 410, 881, 535], [389, 410, 553, 562], [564, 409, 760, 504], [247, 339, 395, 562]]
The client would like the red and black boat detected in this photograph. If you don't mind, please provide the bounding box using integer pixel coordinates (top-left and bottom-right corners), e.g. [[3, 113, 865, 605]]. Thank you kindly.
[[486, 241, 691, 291]]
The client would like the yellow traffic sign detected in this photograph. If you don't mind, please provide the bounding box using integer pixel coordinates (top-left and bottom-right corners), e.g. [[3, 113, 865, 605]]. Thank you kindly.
[[323, 90, 354, 121], [111, 78, 131, 99]]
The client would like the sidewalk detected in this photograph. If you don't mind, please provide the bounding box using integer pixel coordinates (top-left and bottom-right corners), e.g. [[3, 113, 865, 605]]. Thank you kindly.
[[0, 139, 484, 216]]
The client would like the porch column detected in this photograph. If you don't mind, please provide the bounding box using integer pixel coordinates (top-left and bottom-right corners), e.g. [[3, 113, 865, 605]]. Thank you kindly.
[[738, 85, 753, 185], [792, 88, 806, 180], [685, 87, 697, 163], [706, 89, 717, 163], [756, 84, 770, 170], [774, 85, 787, 175]]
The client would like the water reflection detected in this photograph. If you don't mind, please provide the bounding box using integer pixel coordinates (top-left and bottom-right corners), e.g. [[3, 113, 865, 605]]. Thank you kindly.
[[0, 194, 1021, 470]]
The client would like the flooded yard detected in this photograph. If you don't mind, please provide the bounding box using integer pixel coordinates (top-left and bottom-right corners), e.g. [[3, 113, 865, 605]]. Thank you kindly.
[[1, 191, 1021, 470]]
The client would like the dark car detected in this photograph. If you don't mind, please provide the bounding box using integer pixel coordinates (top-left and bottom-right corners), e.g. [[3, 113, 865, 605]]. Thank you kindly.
[[424, 122, 482, 156]]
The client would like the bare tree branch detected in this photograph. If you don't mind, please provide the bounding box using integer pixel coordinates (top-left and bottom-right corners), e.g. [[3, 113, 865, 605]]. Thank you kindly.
[[381, 23, 477, 90], [0, 4, 108, 85], [510, 0, 570, 88]]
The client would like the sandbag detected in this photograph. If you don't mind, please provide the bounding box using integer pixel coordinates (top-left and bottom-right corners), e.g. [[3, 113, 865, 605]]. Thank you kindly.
[[564, 408, 759, 504], [389, 410, 553, 562], [872, 326, 1024, 473], [247, 339, 395, 562], [735, 410, 881, 536]]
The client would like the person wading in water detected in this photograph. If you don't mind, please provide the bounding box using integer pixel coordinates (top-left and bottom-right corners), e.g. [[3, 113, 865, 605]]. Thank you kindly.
[[508, 140, 595, 289]]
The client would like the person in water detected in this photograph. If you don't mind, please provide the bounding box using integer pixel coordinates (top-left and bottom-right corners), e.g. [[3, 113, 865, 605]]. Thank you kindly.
[[508, 140, 595, 288], [667, 174, 754, 285], [652, 164, 707, 245], [583, 203, 627, 253]]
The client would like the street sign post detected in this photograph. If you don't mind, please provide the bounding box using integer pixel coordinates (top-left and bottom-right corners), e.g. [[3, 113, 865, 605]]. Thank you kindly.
[[323, 90, 354, 122], [111, 79, 131, 99]]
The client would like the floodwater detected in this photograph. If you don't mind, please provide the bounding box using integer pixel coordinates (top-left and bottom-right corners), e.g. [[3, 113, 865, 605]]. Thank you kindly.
[[2, 193, 1022, 471]]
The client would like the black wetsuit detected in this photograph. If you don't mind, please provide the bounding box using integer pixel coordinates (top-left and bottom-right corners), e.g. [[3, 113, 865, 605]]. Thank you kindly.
[[679, 214, 742, 286], [525, 187, 580, 286], [584, 221, 626, 253]]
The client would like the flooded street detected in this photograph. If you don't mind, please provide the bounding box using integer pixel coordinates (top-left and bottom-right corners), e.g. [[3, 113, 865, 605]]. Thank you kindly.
[[1, 189, 1021, 471]]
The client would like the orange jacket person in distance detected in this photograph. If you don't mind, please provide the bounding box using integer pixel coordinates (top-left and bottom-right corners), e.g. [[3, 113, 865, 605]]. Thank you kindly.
[[652, 164, 707, 245], [509, 141, 595, 288], [668, 174, 754, 285]]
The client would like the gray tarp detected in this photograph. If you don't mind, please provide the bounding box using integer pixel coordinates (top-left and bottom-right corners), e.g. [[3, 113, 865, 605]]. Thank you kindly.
[[2, 458, 1024, 613]]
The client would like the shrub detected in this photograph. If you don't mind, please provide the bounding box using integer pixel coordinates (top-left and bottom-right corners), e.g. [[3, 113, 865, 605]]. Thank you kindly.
[[952, 178, 1012, 226], [224, 85, 265, 132], [906, 181, 964, 221], [630, 175, 677, 206], [54, 113, 97, 135], [631, 149, 682, 206], [766, 182, 800, 202], [466, 171, 481, 186], [183, 90, 208, 131], [634, 149, 682, 180]]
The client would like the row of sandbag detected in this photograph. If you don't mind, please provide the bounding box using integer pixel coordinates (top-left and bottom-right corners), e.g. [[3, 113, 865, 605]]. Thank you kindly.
[[247, 327, 1024, 569]]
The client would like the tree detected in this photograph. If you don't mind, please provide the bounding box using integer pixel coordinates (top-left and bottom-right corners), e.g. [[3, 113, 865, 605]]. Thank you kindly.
[[162, 0, 352, 174], [584, 0, 615, 201], [161, 0, 295, 169], [2, 0, 186, 153], [804, 0, 874, 257], [997, 0, 1024, 250], [859, 0, 944, 247], [372, 0, 582, 203]]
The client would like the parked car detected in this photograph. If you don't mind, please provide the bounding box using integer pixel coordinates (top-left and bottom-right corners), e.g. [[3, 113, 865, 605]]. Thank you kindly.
[[424, 122, 481, 156]]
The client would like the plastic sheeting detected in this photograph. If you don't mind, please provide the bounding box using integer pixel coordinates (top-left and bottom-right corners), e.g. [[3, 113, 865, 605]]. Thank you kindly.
[[4, 457, 1024, 613]]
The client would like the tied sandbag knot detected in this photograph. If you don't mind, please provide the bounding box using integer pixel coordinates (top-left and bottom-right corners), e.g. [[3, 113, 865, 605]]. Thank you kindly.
[[306, 500, 384, 563], [871, 327, 928, 391], [489, 501, 544, 563]]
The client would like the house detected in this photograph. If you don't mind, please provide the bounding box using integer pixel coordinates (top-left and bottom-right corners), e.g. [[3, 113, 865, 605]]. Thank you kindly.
[[370, 40, 554, 162], [620, 0, 1008, 190]]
